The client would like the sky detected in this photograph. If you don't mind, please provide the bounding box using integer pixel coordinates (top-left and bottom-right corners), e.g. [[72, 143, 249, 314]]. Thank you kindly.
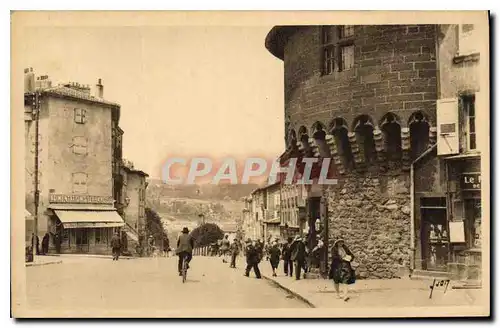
[[20, 25, 285, 178]]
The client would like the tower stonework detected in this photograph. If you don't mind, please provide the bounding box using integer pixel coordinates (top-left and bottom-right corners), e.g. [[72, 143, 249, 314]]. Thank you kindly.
[[266, 25, 438, 279]]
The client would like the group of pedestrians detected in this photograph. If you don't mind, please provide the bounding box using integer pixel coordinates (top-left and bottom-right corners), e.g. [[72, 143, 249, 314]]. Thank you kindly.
[[27, 232, 60, 258], [236, 234, 356, 302]]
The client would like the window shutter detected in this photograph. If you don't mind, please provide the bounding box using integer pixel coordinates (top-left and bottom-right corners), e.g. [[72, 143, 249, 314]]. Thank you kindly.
[[474, 90, 484, 148], [437, 98, 459, 155]]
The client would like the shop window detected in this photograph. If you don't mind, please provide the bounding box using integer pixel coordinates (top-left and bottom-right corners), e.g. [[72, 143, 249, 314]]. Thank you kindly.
[[462, 95, 476, 151], [95, 228, 102, 244], [321, 25, 355, 75], [74, 108, 86, 124], [72, 172, 88, 194], [465, 199, 481, 249]]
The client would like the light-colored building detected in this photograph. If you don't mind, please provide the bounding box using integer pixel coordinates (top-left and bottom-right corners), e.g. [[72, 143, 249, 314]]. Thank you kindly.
[[25, 70, 125, 255], [119, 159, 149, 250], [220, 223, 238, 243], [431, 23, 485, 280], [263, 23, 488, 280]]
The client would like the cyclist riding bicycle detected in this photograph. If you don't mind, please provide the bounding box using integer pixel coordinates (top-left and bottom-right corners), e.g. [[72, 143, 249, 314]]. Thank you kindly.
[[176, 227, 194, 276]]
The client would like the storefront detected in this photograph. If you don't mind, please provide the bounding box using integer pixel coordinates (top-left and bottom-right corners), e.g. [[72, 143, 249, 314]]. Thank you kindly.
[[47, 194, 125, 255], [445, 155, 482, 281]]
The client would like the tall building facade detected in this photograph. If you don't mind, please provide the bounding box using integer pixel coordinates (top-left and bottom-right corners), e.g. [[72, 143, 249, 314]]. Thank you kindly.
[[120, 160, 149, 250], [25, 71, 125, 255], [266, 25, 439, 279]]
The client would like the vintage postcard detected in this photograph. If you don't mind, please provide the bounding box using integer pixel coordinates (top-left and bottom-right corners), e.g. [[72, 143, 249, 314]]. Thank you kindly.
[[11, 11, 490, 318]]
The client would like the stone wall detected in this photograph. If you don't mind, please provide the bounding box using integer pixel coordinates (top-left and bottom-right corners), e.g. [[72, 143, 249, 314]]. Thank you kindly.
[[325, 173, 411, 279], [281, 24, 438, 131]]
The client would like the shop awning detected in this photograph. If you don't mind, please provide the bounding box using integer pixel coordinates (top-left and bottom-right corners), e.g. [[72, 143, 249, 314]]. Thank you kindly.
[[54, 210, 125, 229]]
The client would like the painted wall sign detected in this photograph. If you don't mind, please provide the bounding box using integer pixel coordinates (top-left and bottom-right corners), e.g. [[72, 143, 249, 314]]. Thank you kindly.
[[461, 173, 481, 190], [49, 194, 114, 204]]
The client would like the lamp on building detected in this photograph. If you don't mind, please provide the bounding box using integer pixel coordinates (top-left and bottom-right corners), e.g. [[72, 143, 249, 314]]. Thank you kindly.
[[125, 197, 131, 206]]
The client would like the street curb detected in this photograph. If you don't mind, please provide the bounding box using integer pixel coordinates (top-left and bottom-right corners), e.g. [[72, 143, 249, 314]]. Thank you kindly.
[[262, 275, 316, 308], [44, 255, 140, 260], [26, 260, 63, 267]]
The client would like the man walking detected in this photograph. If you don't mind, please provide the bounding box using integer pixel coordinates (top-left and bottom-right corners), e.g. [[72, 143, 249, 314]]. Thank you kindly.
[[229, 238, 241, 268], [31, 233, 40, 256], [290, 235, 307, 280], [282, 237, 293, 277], [111, 231, 122, 261], [41, 233, 50, 255], [244, 239, 261, 279], [220, 234, 230, 263]]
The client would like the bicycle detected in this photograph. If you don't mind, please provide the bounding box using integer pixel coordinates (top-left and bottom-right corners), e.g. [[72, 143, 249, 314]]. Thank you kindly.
[[181, 254, 189, 283]]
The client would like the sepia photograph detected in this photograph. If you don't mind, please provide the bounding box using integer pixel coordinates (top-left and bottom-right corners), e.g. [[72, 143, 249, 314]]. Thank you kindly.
[[10, 10, 490, 318]]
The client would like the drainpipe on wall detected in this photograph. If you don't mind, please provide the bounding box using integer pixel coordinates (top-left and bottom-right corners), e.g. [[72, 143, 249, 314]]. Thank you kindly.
[[410, 143, 438, 272]]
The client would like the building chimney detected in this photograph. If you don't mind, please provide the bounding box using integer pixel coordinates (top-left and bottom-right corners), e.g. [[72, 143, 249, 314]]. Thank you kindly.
[[24, 67, 35, 93], [95, 78, 103, 98]]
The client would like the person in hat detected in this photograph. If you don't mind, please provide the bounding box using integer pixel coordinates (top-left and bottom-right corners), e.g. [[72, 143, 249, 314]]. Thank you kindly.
[[110, 231, 122, 261], [244, 238, 261, 279], [290, 235, 307, 280], [176, 227, 195, 276], [229, 238, 241, 268], [328, 237, 356, 302], [282, 236, 294, 277]]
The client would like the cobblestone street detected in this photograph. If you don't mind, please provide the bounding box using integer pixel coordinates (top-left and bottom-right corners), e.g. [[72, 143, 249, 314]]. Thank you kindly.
[[25, 256, 308, 313]]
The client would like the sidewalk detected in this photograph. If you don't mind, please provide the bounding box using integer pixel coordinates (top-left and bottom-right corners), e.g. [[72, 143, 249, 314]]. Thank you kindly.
[[25, 255, 63, 267], [25, 253, 139, 267], [259, 260, 484, 308]]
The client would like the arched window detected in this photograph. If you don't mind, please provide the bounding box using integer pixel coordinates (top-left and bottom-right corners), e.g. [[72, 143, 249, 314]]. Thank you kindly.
[[298, 126, 310, 154], [288, 129, 298, 150], [353, 115, 376, 164], [329, 117, 353, 169], [311, 122, 330, 157], [409, 111, 430, 159], [380, 112, 402, 161]]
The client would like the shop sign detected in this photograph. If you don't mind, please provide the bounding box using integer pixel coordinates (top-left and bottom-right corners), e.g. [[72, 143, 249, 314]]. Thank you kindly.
[[461, 173, 481, 190], [49, 194, 114, 204]]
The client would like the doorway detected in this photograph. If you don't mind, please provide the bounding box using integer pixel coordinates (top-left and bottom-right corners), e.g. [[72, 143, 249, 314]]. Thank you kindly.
[[308, 197, 321, 248], [75, 228, 89, 253], [420, 197, 449, 271]]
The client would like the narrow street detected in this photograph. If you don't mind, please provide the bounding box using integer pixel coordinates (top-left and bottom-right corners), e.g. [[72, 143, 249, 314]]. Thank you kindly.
[[26, 256, 308, 311]]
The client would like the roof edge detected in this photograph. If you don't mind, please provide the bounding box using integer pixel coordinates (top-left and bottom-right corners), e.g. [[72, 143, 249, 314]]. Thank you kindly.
[[265, 26, 301, 60]]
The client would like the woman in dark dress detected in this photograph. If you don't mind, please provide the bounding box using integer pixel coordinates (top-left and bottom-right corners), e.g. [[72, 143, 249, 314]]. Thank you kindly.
[[268, 242, 281, 277], [329, 238, 356, 301]]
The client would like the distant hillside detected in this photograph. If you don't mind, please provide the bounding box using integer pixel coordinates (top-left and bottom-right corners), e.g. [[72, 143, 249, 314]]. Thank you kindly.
[[147, 180, 258, 202], [146, 182, 249, 237]]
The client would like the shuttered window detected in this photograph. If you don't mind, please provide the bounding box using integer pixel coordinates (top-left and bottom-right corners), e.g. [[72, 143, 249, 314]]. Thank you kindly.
[[72, 136, 88, 155], [463, 95, 477, 151], [74, 108, 86, 124], [437, 98, 459, 155], [72, 172, 88, 194]]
